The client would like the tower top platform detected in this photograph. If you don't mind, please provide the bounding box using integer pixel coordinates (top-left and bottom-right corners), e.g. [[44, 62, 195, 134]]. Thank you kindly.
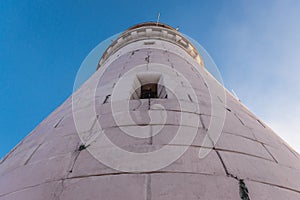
[[127, 22, 177, 31], [97, 22, 203, 69]]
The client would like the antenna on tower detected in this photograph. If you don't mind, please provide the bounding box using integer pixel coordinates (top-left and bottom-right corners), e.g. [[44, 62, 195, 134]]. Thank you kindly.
[[156, 12, 160, 25]]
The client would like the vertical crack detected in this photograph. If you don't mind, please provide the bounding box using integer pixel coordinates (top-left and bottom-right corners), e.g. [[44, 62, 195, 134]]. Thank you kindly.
[[68, 151, 80, 174], [239, 179, 250, 200], [86, 115, 99, 134], [215, 150, 251, 200], [206, 134, 215, 147], [84, 115, 101, 147], [54, 179, 65, 200], [215, 150, 230, 176], [148, 98, 151, 110], [146, 51, 151, 70], [68, 143, 88, 174], [215, 149, 238, 179], [145, 174, 152, 200], [149, 126, 153, 145], [199, 115, 206, 130], [145, 55, 150, 63]]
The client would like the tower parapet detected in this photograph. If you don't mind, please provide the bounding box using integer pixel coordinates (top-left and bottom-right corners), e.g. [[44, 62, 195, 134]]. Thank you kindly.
[[98, 22, 203, 69]]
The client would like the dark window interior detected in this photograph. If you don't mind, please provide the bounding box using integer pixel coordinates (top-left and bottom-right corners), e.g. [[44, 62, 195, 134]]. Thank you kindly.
[[140, 83, 158, 99]]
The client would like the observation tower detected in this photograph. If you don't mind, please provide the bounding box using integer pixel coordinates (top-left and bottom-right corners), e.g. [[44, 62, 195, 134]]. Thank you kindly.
[[1, 22, 300, 200]]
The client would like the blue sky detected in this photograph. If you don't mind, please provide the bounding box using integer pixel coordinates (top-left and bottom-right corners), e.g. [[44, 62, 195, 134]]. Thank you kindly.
[[1, 0, 300, 158]]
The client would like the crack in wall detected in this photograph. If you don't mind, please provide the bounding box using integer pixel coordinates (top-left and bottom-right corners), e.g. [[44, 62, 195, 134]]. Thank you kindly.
[[146, 174, 152, 200], [149, 126, 153, 145], [0, 182, 53, 198], [6, 170, 300, 198], [215, 149, 251, 199], [24, 143, 42, 166], [54, 117, 64, 128], [103, 94, 111, 104], [248, 179, 300, 195], [68, 151, 80, 174], [54, 180, 65, 200], [239, 179, 250, 200], [68, 142, 86, 174], [68, 114, 99, 173], [206, 133, 215, 146], [148, 98, 151, 110], [199, 115, 206, 130], [6, 171, 300, 199], [261, 144, 278, 163], [217, 96, 224, 103], [102, 123, 201, 130], [65, 171, 218, 181], [215, 148, 275, 162], [158, 143, 276, 163], [187, 94, 194, 102], [256, 119, 266, 128], [222, 131, 258, 143], [146, 50, 151, 70], [232, 112, 258, 140], [233, 113, 245, 126], [215, 149, 229, 175], [136, 105, 208, 117], [145, 55, 150, 63]]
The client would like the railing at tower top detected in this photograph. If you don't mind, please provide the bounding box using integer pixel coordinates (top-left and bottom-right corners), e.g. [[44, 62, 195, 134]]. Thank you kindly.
[[97, 24, 204, 70]]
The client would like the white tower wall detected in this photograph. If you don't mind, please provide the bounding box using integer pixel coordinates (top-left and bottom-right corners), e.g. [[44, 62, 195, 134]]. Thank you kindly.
[[1, 22, 300, 200]]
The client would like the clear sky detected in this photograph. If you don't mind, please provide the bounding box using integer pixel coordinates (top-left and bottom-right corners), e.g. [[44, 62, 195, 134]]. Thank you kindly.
[[1, 0, 300, 158]]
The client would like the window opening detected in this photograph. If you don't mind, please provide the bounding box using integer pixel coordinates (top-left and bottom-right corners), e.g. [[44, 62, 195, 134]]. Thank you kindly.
[[131, 73, 167, 99], [140, 83, 158, 99]]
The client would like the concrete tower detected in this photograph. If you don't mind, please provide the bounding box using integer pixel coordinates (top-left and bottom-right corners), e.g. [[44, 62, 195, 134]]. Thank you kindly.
[[1, 22, 300, 200]]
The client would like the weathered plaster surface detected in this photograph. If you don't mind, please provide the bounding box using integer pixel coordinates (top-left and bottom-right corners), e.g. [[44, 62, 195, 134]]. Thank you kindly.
[[1, 24, 300, 200]]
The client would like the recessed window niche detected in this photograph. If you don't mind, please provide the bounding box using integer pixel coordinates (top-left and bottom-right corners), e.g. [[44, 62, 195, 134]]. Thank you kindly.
[[131, 72, 167, 99]]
